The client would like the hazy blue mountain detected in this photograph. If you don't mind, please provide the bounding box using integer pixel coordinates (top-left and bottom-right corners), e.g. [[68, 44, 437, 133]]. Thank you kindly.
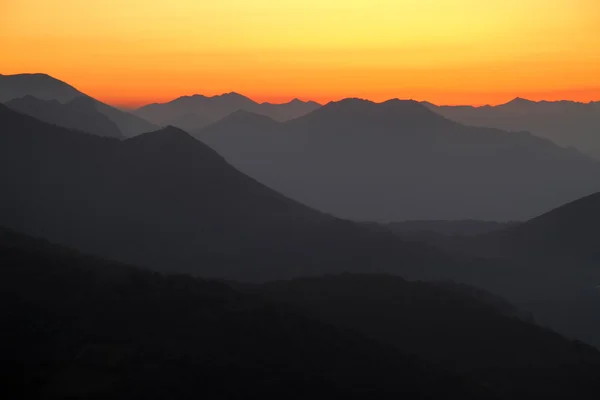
[[2, 228, 489, 400], [0, 73, 84, 103], [196, 98, 600, 221], [424, 98, 600, 159], [1, 73, 156, 137], [254, 274, 600, 399], [6, 95, 123, 139], [134, 93, 320, 130]]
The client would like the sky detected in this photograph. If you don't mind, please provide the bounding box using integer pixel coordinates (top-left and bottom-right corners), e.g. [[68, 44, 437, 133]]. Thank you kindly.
[[1, 0, 599, 108]]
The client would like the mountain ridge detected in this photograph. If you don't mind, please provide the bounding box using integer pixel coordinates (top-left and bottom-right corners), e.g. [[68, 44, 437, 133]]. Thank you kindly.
[[197, 98, 600, 221]]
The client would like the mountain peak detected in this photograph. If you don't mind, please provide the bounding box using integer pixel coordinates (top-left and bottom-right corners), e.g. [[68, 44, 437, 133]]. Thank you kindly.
[[504, 97, 536, 106]]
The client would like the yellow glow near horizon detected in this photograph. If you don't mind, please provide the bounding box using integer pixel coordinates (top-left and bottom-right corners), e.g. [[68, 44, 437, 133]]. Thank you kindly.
[[1, 0, 599, 107]]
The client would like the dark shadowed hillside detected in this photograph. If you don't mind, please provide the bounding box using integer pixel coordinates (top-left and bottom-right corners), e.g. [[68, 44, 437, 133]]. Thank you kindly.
[[471, 192, 600, 263], [197, 98, 600, 221], [1, 228, 488, 400], [424, 98, 600, 159], [254, 274, 600, 400], [6, 95, 123, 139]]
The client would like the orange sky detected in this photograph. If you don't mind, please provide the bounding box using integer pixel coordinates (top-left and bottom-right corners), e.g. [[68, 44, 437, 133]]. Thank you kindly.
[[1, 0, 599, 108]]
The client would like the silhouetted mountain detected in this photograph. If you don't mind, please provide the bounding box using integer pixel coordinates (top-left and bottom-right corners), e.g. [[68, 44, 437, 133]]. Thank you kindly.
[[424, 98, 600, 159], [0, 73, 85, 103], [254, 274, 600, 400], [197, 98, 600, 221], [1, 73, 156, 137], [6, 95, 123, 139], [1, 228, 491, 399], [134, 93, 320, 130], [0, 104, 462, 282]]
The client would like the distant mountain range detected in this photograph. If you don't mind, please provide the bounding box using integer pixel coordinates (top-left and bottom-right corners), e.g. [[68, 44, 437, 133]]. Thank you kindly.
[[134, 93, 321, 130], [197, 98, 600, 221], [424, 98, 600, 159], [0, 73, 156, 137]]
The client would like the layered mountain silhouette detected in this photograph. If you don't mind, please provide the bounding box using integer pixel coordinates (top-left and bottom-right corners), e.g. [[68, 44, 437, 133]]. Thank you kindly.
[[2, 228, 492, 400], [134, 92, 320, 130], [0, 73, 156, 137], [424, 98, 600, 159], [3, 101, 600, 346], [6, 95, 123, 139], [0, 73, 84, 103], [0, 103, 461, 282], [253, 274, 600, 399], [197, 98, 600, 221]]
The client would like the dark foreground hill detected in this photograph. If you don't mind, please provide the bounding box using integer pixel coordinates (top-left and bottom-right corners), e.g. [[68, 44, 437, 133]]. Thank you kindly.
[[253, 274, 600, 400], [0, 227, 489, 400], [196, 98, 600, 221]]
